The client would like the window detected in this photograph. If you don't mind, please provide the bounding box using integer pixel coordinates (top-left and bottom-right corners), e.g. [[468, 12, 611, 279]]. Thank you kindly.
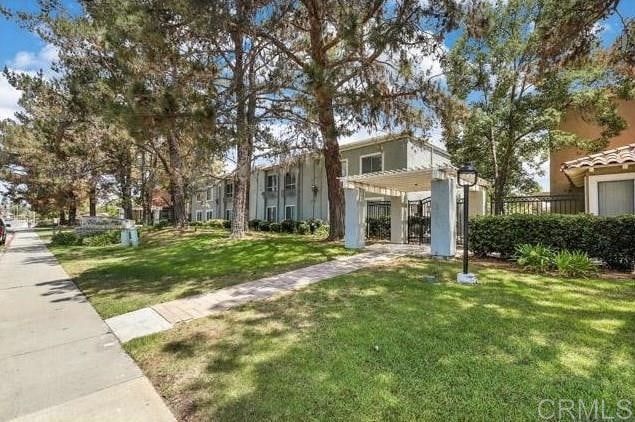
[[361, 153, 382, 174], [225, 209, 233, 221], [285, 205, 295, 220], [598, 179, 634, 217], [284, 172, 296, 190], [196, 211, 203, 222], [206, 188, 213, 201], [225, 182, 233, 198], [196, 192, 203, 202], [266, 206, 277, 222], [341, 159, 348, 177], [206, 210, 214, 220], [266, 174, 278, 192]]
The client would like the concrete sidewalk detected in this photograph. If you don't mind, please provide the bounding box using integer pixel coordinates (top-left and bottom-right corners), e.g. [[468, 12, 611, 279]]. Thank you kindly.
[[106, 243, 430, 343], [0, 231, 175, 422]]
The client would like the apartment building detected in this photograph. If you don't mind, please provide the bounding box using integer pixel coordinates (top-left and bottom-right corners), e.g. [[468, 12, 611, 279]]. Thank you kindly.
[[191, 133, 452, 223]]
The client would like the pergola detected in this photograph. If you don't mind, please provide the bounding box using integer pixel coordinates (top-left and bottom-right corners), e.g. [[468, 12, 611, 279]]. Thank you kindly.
[[340, 166, 489, 257]]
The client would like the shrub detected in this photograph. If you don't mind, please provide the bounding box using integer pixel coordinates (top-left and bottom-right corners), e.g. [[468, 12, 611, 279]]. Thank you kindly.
[[204, 219, 226, 230], [190, 221, 203, 227], [280, 219, 295, 233], [554, 250, 597, 278], [470, 214, 635, 271], [366, 216, 391, 238], [222, 220, 232, 229], [259, 221, 271, 231], [315, 224, 329, 237], [306, 218, 324, 234], [248, 219, 261, 230], [51, 231, 82, 246], [155, 219, 170, 229], [270, 222, 282, 233], [83, 230, 121, 247], [515, 243, 554, 273], [296, 220, 309, 235]]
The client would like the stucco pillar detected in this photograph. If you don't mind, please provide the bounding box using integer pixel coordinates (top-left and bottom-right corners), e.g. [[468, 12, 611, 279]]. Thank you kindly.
[[431, 178, 456, 257], [390, 194, 407, 243], [468, 189, 487, 216], [344, 188, 366, 249]]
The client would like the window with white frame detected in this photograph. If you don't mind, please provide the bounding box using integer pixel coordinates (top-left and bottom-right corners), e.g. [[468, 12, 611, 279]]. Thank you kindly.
[[284, 172, 296, 190], [266, 174, 278, 192], [206, 210, 214, 220], [225, 209, 233, 221], [598, 179, 634, 217], [341, 159, 348, 177], [225, 182, 233, 197], [196, 192, 203, 202], [266, 206, 277, 222], [285, 205, 295, 220], [196, 211, 203, 221], [206, 188, 213, 201], [360, 153, 382, 174]]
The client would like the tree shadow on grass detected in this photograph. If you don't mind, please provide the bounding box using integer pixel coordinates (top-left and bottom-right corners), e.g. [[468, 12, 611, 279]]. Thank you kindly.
[[58, 232, 351, 317], [141, 260, 635, 421]]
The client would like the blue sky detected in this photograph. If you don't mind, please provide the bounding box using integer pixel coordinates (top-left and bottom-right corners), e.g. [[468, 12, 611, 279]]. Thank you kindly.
[[0, 0, 633, 189]]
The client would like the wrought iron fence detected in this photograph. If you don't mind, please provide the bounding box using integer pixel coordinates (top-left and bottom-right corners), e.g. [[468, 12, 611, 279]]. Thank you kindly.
[[489, 194, 584, 215], [366, 201, 391, 240], [408, 198, 431, 244]]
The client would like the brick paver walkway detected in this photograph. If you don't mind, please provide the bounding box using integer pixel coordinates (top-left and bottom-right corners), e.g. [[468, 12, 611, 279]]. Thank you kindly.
[[106, 244, 429, 342]]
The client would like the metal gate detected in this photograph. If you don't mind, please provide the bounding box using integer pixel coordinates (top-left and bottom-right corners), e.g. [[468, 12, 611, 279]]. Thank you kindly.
[[407, 198, 431, 244], [366, 201, 391, 240]]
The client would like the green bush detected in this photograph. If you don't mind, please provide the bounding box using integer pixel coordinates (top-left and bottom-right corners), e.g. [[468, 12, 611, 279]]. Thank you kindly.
[[366, 216, 391, 238], [204, 219, 226, 230], [554, 250, 597, 278], [155, 219, 170, 229], [280, 219, 295, 233], [248, 219, 261, 230], [470, 214, 635, 271], [315, 224, 329, 237], [259, 221, 271, 232], [222, 220, 231, 229], [51, 231, 82, 246], [296, 220, 309, 235], [83, 230, 121, 247], [515, 243, 554, 273], [270, 222, 282, 233]]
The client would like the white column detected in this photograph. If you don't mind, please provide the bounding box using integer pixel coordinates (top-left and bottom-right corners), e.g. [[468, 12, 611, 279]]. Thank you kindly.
[[431, 178, 456, 257], [390, 194, 407, 243], [468, 189, 487, 216], [344, 188, 366, 249]]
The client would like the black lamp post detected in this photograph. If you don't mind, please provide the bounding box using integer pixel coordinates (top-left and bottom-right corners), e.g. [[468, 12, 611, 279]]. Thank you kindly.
[[457, 163, 478, 278]]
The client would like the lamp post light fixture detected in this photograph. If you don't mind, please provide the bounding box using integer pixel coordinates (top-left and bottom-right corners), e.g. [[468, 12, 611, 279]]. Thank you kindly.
[[457, 163, 478, 284]]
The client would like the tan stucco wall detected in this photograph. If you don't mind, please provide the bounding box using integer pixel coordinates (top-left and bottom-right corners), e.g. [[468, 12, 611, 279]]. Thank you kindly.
[[550, 100, 635, 195]]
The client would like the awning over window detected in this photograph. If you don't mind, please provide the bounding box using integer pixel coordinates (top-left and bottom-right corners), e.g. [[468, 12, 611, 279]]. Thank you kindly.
[[561, 143, 635, 187]]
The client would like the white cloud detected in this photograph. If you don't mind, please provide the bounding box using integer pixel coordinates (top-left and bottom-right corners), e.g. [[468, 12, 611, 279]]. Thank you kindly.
[[1, 44, 58, 121]]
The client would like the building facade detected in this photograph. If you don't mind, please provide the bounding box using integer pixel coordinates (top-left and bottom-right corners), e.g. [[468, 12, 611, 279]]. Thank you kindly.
[[550, 100, 635, 217], [191, 134, 452, 223]]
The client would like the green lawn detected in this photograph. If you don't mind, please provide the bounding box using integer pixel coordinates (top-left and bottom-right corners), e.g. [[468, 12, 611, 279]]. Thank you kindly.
[[125, 258, 635, 421], [44, 228, 354, 318]]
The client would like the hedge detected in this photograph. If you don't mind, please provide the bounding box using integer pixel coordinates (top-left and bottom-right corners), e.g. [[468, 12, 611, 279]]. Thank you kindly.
[[469, 213, 635, 271], [366, 216, 391, 238]]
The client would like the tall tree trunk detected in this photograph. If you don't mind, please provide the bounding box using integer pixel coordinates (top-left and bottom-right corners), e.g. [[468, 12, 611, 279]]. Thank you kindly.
[[309, 9, 344, 240], [59, 209, 67, 225], [167, 131, 187, 228], [67, 191, 77, 225], [230, 0, 254, 239], [88, 183, 97, 217]]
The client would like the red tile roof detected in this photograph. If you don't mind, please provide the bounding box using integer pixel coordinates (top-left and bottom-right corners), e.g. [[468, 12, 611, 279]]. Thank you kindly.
[[561, 143, 635, 170]]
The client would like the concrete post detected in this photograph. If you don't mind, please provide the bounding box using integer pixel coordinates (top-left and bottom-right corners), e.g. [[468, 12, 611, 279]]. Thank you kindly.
[[344, 188, 366, 249], [468, 189, 487, 216], [431, 178, 456, 257], [390, 194, 407, 243]]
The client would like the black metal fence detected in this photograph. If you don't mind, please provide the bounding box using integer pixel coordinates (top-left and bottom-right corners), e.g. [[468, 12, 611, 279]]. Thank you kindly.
[[407, 198, 431, 244], [489, 194, 584, 215], [366, 201, 391, 240]]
